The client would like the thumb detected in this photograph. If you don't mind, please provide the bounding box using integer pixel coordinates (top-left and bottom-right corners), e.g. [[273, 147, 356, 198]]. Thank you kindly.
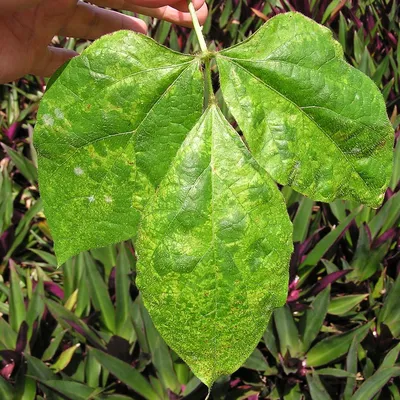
[[30, 46, 78, 78]]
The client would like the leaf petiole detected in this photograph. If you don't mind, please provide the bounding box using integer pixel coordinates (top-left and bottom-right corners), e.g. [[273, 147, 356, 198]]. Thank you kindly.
[[187, 1, 208, 53]]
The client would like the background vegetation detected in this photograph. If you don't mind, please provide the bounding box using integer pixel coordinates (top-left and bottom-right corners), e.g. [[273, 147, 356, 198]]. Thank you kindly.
[[0, 0, 399, 398]]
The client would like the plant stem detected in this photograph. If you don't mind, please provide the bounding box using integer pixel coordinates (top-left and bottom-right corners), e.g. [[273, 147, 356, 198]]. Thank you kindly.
[[187, 1, 208, 53]]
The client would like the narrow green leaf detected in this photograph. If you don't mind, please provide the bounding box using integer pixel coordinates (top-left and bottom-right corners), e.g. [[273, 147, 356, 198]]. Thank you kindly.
[[25, 355, 59, 382], [0, 317, 17, 348], [45, 298, 105, 349], [301, 207, 361, 268], [2, 144, 38, 184], [316, 368, 356, 378], [369, 191, 400, 238], [293, 197, 313, 242], [140, 300, 180, 393], [41, 330, 66, 361], [306, 321, 373, 367], [136, 106, 293, 387], [218, 12, 393, 207], [85, 253, 116, 333], [9, 261, 26, 332], [0, 376, 13, 399], [274, 305, 300, 356], [34, 31, 203, 265], [306, 373, 332, 400], [115, 244, 134, 338], [380, 343, 400, 369], [39, 380, 101, 400], [5, 199, 43, 261], [85, 350, 102, 389], [343, 336, 359, 400], [379, 274, 400, 337], [26, 278, 45, 340], [243, 348, 269, 371], [90, 348, 161, 400], [299, 286, 330, 352], [328, 294, 368, 315], [51, 344, 81, 373], [350, 367, 400, 400]]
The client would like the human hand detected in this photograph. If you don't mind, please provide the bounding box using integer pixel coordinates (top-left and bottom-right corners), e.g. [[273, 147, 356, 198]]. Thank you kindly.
[[0, 0, 207, 83]]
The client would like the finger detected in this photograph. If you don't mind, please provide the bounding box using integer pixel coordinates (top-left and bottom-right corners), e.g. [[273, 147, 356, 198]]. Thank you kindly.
[[90, 0, 204, 12], [59, 1, 147, 40], [170, 0, 205, 12], [30, 47, 77, 78], [124, 2, 208, 27], [0, 0, 42, 12]]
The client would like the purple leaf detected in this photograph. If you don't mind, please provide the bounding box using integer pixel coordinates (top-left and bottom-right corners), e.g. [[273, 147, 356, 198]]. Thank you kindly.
[[3, 123, 19, 141], [44, 281, 64, 299], [311, 270, 350, 296], [15, 321, 28, 353], [372, 228, 398, 249]]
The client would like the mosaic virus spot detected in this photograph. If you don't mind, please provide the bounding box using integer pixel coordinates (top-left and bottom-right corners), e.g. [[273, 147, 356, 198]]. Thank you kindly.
[[74, 167, 84, 176], [104, 195, 113, 203], [55, 108, 64, 119], [42, 114, 54, 127]]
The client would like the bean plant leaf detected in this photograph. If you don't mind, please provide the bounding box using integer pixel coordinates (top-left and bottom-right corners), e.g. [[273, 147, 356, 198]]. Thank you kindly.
[[136, 106, 293, 386], [34, 31, 203, 265], [34, 9, 394, 388], [217, 12, 394, 207]]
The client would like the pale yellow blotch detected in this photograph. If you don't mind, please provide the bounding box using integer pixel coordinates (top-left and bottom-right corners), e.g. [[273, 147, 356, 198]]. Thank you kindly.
[[55, 108, 64, 119], [43, 114, 54, 127], [74, 166, 84, 176]]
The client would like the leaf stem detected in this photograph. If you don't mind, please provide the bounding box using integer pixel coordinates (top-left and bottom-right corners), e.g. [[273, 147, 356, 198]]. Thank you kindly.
[[187, 1, 208, 53]]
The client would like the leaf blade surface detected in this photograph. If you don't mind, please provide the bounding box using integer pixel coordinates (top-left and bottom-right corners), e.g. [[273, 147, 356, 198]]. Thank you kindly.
[[136, 106, 293, 386], [34, 31, 203, 264], [217, 12, 393, 207]]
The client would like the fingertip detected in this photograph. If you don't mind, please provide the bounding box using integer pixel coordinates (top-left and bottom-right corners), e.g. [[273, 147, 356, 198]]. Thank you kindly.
[[31, 47, 78, 78], [196, 2, 208, 26], [123, 16, 148, 34]]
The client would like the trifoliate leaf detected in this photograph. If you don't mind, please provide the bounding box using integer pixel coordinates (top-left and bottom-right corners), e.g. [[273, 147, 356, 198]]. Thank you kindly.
[[34, 31, 203, 264], [217, 12, 394, 207], [136, 105, 293, 387]]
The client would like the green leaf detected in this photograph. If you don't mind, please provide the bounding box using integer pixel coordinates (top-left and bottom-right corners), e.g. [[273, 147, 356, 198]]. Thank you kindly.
[[300, 206, 361, 270], [379, 274, 400, 337], [316, 368, 356, 378], [350, 367, 400, 400], [306, 373, 332, 400], [140, 302, 180, 393], [0, 376, 13, 399], [380, 343, 400, 369], [34, 31, 203, 265], [50, 343, 81, 373], [274, 304, 301, 357], [2, 144, 38, 184], [9, 261, 26, 333], [115, 244, 134, 338], [243, 348, 269, 371], [90, 348, 161, 400], [85, 253, 116, 333], [328, 294, 368, 315], [343, 336, 359, 400], [136, 106, 293, 387], [217, 12, 393, 207], [299, 286, 330, 352], [306, 321, 372, 367], [292, 196, 313, 242], [38, 380, 101, 400]]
